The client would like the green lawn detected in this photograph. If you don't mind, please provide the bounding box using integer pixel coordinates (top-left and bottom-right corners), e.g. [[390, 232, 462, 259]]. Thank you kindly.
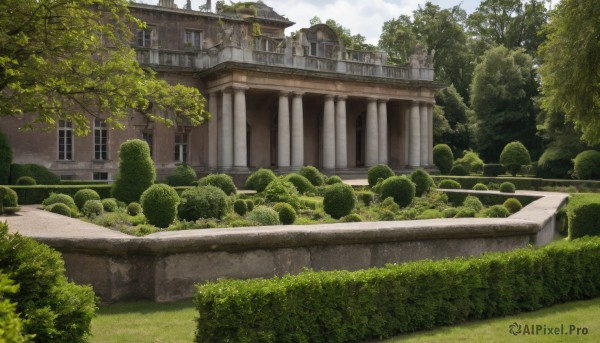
[[91, 297, 600, 343]]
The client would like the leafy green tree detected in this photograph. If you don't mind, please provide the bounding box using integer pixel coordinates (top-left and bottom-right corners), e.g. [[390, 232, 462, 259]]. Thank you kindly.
[[470, 46, 541, 161], [0, 0, 209, 136], [538, 0, 600, 145], [434, 85, 475, 154], [309, 17, 376, 51]]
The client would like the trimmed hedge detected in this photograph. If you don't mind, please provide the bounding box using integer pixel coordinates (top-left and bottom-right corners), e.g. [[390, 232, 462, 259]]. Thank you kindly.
[[195, 237, 600, 343], [9, 163, 60, 185], [298, 166, 325, 187], [380, 176, 415, 208], [500, 141, 531, 176], [178, 186, 229, 221], [73, 188, 101, 210], [82, 199, 104, 218], [367, 164, 394, 187], [499, 182, 516, 193], [112, 139, 156, 204], [573, 150, 600, 180], [15, 176, 36, 185], [323, 183, 356, 219], [482, 164, 505, 177], [166, 163, 197, 186], [284, 173, 315, 195], [410, 169, 435, 197], [432, 144, 453, 174], [245, 169, 277, 192], [273, 202, 297, 225], [568, 194, 600, 239], [438, 179, 465, 206], [248, 206, 280, 226], [9, 185, 112, 205], [140, 184, 180, 228], [197, 174, 237, 195]]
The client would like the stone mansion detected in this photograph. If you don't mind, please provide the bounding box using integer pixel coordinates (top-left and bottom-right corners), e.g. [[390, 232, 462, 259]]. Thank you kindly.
[[0, 0, 441, 181]]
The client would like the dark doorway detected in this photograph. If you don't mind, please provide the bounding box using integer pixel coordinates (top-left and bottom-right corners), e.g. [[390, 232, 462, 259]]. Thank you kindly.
[[356, 113, 365, 167]]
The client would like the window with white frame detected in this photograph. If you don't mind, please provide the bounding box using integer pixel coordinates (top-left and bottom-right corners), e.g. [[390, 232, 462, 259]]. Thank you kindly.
[[137, 25, 155, 47], [93, 172, 109, 181], [174, 130, 188, 163], [94, 119, 108, 160], [184, 30, 201, 49], [310, 42, 317, 56], [58, 120, 73, 160]]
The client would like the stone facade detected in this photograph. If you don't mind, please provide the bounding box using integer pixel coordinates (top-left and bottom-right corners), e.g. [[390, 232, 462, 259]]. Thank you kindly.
[[0, 1, 442, 181]]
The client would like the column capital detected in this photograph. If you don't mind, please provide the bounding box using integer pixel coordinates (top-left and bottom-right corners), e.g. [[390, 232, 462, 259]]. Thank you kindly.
[[366, 96, 378, 103], [378, 98, 389, 104], [232, 85, 249, 92], [222, 87, 233, 94], [336, 95, 348, 101], [292, 91, 305, 97], [279, 90, 290, 97], [324, 94, 335, 100]]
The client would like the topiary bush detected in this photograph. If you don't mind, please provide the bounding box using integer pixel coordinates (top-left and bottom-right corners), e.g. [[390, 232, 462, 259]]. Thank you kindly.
[[101, 198, 118, 212], [9, 163, 60, 185], [325, 175, 343, 185], [356, 191, 374, 206], [126, 202, 142, 216], [454, 151, 484, 174], [0, 186, 17, 209], [245, 199, 255, 211], [567, 194, 600, 239], [42, 193, 76, 212], [178, 186, 228, 221], [536, 146, 576, 179], [472, 183, 488, 191], [234, 199, 248, 216], [15, 176, 36, 185], [82, 199, 104, 218], [503, 198, 523, 214], [416, 209, 443, 219], [572, 150, 600, 180], [454, 208, 476, 218], [500, 141, 531, 176], [433, 144, 454, 174], [442, 207, 458, 218], [450, 164, 468, 176], [341, 213, 362, 222], [499, 182, 516, 193], [484, 204, 510, 218], [248, 206, 280, 226], [263, 179, 300, 209], [367, 164, 394, 187], [140, 184, 180, 228], [273, 202, 296, 225], [245, 168, 277, 192], [284, 173, 315, 195], [0, 223, 96, 342], [482, 164, 506, 177], [323, 183, 356, 219], [166, 163, 197, 186], [112, 139, 156, 204], [438, 179, 466, 206], [380, 176, 415, 208], [198, 174, 237, 195], [463, 195, 483, 213], [73, 188, 101, 210], [298, 166, 325, 187], [48, 203, 72, 217], [410, 168, 435, 197]]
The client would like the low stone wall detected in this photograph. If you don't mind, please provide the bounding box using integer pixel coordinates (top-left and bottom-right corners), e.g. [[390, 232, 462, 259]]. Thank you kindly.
[[25, 191, 568, 303]]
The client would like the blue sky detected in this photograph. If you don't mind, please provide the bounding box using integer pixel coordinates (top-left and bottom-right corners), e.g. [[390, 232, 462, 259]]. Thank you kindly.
[[136, 0, 556, 44]]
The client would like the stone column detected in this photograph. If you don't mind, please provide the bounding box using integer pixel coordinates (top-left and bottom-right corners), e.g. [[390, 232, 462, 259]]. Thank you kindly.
[[378, 99, 388, 165], [420, 101, 428, 166], [208, 92, 218, 169], [335, 95, 348, 169], [291, 92, 304, 167], [323, 94, 336, 169], [408, 100, 421, 167], [221, 88, 233, 168], [404, 103, 410, 167], [233, 86, 248, 168], [365, 98, 379, 167], [278, 91, 291, 168], [428, 102, 434, 166]]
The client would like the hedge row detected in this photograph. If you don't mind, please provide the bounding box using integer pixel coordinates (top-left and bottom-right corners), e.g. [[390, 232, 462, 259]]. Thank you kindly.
[[432, 175, 600, 191], [568, 193, 600, 239], [195, 237, 600, 342], [9, 185, 112, 204]]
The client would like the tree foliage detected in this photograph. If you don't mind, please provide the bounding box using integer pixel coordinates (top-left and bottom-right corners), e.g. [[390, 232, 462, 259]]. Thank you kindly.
[[434, 85, 475, 154], [0, 0, 209, 136], [538, 0, 600, 145]]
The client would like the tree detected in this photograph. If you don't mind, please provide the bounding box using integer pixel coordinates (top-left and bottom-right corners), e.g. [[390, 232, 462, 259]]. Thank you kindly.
[[0, 0, 209, 136], [538, 0, 600, 145], [434, 85, 475, 155], [470, 46, 541, 161], [309, 17, 376, 51]]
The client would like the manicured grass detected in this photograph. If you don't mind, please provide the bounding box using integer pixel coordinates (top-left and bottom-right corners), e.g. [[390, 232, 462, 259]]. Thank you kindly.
[[90, 300, 196, 343], [91, 297, 600, 342], [383, 297, 600, 343]]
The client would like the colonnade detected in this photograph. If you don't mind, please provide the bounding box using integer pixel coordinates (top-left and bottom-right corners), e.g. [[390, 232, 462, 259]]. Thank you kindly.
[[208, 86, 434, 170]]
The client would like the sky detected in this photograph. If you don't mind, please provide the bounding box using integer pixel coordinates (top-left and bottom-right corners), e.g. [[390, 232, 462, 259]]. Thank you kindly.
[[136, 0, 556, 45]]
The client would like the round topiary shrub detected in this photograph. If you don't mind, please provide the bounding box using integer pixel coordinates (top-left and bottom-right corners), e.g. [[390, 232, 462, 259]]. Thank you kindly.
[[454, 151, 484, 174], [284, 173, 315, 195], [198, 174, 237, 195], [442, 207, 459, 218], [380, 175, 415, 208], [42, 193, 76, 211], [341, 213, 362, 222], [472, 183, 488, 191], [503, 198, 523, 214], [248, 206, 280, 226], [323, 183, 356, 219], [73, 189, 101, 210], [15, 176, 36, 185], [463, 195, 483, 213], [438, 179, 466, 206], [263, 179, 300, 209], [298, 166, 325, 186], [367, 164, 395, 187], [233, 199, 248, 216], [325, 175, 343, 185], [127, 202, 142, 216], [536, 146, 576, 179], [433, 144, 454, 175], [82, 200, 103, 218], [416, 209, 443, 219], [101, 198, 118, 212], [499, 182, 516, 193], [572, 150, 600, 180], [484, 204, 510, 218], [112, 139, 156, 204], [166, 163, 196, 186], [500, 141, 531, 176], [454, 208, 476, 218], [410, 168, 435, 197], [450, 164, 468, 176], [273, 202, 296, 225], [48, 203, 71, 217], [0, 186, 18, 208], [140, 184, 180, 228], [245, 168, 277, 192], [245, 199, 254, 211], [178, 186, 228, 221]]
